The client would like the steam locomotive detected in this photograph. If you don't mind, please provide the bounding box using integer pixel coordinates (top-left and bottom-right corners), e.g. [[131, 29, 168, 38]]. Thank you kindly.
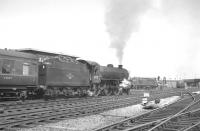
[[0, 48, 129, 100]]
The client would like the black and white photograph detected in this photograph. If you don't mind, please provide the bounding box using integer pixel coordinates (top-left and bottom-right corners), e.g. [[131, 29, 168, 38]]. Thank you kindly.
[[0, 0, 200, 130]]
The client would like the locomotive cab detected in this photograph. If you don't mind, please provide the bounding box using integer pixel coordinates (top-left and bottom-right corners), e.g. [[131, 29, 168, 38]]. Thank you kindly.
[[77, 60, 101, 95], [78, 59, 101, 83]]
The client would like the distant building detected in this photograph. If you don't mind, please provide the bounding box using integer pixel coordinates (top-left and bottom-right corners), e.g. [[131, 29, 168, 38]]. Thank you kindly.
[[166, 80, 178, 88], [131, 77, 158, 89], [183, 79, 200, 88]]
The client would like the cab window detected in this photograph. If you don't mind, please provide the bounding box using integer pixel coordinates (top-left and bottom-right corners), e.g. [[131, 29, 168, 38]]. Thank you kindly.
[[2, 59, 14, 74]]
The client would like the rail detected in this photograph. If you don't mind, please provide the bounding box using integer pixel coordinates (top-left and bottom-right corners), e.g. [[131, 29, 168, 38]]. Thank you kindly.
[[147, 93, 200, 131], [93, 92, 194, 131], [148, 92, 195, 131]]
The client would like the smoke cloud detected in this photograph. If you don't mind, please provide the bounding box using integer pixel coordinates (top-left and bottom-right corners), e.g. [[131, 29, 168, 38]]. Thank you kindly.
[[105, 0, 151, 64]]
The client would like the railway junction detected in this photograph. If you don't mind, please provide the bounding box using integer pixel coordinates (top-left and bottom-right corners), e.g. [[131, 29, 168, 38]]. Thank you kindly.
[[0, 87, 200, 131]]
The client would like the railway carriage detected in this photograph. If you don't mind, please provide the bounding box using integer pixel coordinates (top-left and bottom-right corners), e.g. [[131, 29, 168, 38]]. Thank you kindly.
[[0, 49, 38, 99]]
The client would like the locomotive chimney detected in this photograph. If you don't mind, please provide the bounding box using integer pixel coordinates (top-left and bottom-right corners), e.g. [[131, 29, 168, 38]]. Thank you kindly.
[[118, 65, 123, 69]]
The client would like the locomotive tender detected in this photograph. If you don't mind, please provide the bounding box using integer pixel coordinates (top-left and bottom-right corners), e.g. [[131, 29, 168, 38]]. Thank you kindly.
[[0, 48, 129, 99]]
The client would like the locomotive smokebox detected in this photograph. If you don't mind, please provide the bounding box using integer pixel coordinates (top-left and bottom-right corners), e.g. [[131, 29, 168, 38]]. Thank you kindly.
[[118, 65, 123, 69]]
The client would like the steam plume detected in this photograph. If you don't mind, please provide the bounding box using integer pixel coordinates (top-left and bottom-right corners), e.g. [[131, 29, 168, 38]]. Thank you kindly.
[[105, 0, 151, 64]]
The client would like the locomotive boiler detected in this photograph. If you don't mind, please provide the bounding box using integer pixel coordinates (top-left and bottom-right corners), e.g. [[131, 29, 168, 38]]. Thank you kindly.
[[78, 60, 129, 96]]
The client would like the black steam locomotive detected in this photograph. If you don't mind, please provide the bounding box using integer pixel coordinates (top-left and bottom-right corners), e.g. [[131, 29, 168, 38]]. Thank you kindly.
[[0, 49, 129, 100]]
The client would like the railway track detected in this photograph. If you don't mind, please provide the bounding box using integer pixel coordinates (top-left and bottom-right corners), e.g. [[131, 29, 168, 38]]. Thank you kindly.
[[0, 88, 198, 130], [147, 94, 200, 131], [94, 92, 196, 131], [1, 95, 140, 118], [147, 108, 200, 131], [0, 87, 192, 109], [0, 89, 184, 121], [0, 95, 136, 113], [0, 95, 144, 131], [0, 89, 183, 118], [184, 118, 200, 131]]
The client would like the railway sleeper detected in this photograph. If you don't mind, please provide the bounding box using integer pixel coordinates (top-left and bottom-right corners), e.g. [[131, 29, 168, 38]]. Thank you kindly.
[[168, 121, 193, 127], [153, 116, 200, 130], [165, 123, 186, 129], [123, 122, 159, 131], [170, 117, 200, 125], [1, 122, 37, 130], [118, 122, 137, 128], [160, 127, 180, 131], [185, 123, 200, 131], [137, 115, 169, 123], [178, 119, 200, 125]]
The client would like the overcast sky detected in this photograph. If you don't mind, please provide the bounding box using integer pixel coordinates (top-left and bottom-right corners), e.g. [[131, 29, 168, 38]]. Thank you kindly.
[[1, 0, 200, 79]]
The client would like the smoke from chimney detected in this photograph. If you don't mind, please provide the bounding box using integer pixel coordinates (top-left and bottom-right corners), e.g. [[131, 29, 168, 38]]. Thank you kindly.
[[105, 0, 151, 64]]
